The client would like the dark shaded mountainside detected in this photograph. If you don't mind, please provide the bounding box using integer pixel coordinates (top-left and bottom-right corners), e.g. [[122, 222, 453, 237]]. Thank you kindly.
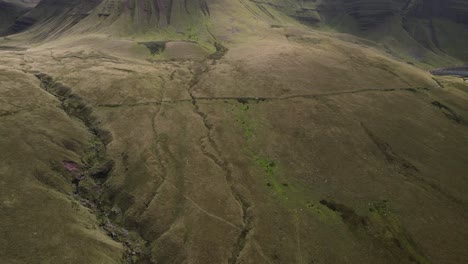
[[314, 0, 468, 63], [1, 0, 101, 37], [0, 0, 38, 32], [0, 0, 468, 264], [1, 0, 211, 37], [2, 0, 468, 63]]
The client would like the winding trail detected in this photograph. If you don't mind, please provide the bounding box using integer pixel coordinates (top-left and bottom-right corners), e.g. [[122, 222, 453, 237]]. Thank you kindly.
[[95, 86, 433, 108]]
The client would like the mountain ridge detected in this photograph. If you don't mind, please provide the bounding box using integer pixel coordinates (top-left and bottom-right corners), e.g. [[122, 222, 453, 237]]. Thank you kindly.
[[2, 0, 467, 64]]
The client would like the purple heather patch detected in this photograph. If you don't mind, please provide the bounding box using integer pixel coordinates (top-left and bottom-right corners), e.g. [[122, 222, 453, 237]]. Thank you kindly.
[[63, 160, 80, 173]]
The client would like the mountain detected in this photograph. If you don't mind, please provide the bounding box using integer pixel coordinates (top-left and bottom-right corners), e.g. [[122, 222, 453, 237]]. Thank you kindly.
[[3, 0, 468, 63], [1, 0, 101, 37], [0, 0, 38, 33], [0, 1, 467, 264]]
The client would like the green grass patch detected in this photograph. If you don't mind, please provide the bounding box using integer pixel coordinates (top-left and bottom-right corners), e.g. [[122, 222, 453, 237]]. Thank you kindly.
[[225, 101, 348, 224], [253, 154, 285, 196], [232, 102, 256, 141]]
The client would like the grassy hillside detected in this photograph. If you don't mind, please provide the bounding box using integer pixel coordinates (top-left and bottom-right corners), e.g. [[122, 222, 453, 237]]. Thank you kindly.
[[0, 0, 467, 263]]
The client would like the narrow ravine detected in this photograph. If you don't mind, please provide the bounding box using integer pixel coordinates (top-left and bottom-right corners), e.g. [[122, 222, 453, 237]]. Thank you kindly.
[[34, 73, 152, 264], [188, 83, 254, 264], [186, 47, 255, 263]]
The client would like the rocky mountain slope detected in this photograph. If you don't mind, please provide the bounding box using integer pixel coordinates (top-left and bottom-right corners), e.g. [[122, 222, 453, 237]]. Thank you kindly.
[[0, 1, 467, 264]]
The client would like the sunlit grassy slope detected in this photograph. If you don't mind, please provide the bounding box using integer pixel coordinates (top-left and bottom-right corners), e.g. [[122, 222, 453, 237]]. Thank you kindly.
[[0, 0, 467, 264]]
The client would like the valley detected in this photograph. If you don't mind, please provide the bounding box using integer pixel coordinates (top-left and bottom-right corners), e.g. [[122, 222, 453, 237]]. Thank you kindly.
[[0, 1, 467, 263]]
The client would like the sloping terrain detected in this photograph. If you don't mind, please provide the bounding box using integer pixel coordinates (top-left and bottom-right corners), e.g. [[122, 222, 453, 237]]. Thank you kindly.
[[0, 0, 467, 264], [2, 0, 102, 38], [311, 0, 468, 64], [0, 0, 37, 33]]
